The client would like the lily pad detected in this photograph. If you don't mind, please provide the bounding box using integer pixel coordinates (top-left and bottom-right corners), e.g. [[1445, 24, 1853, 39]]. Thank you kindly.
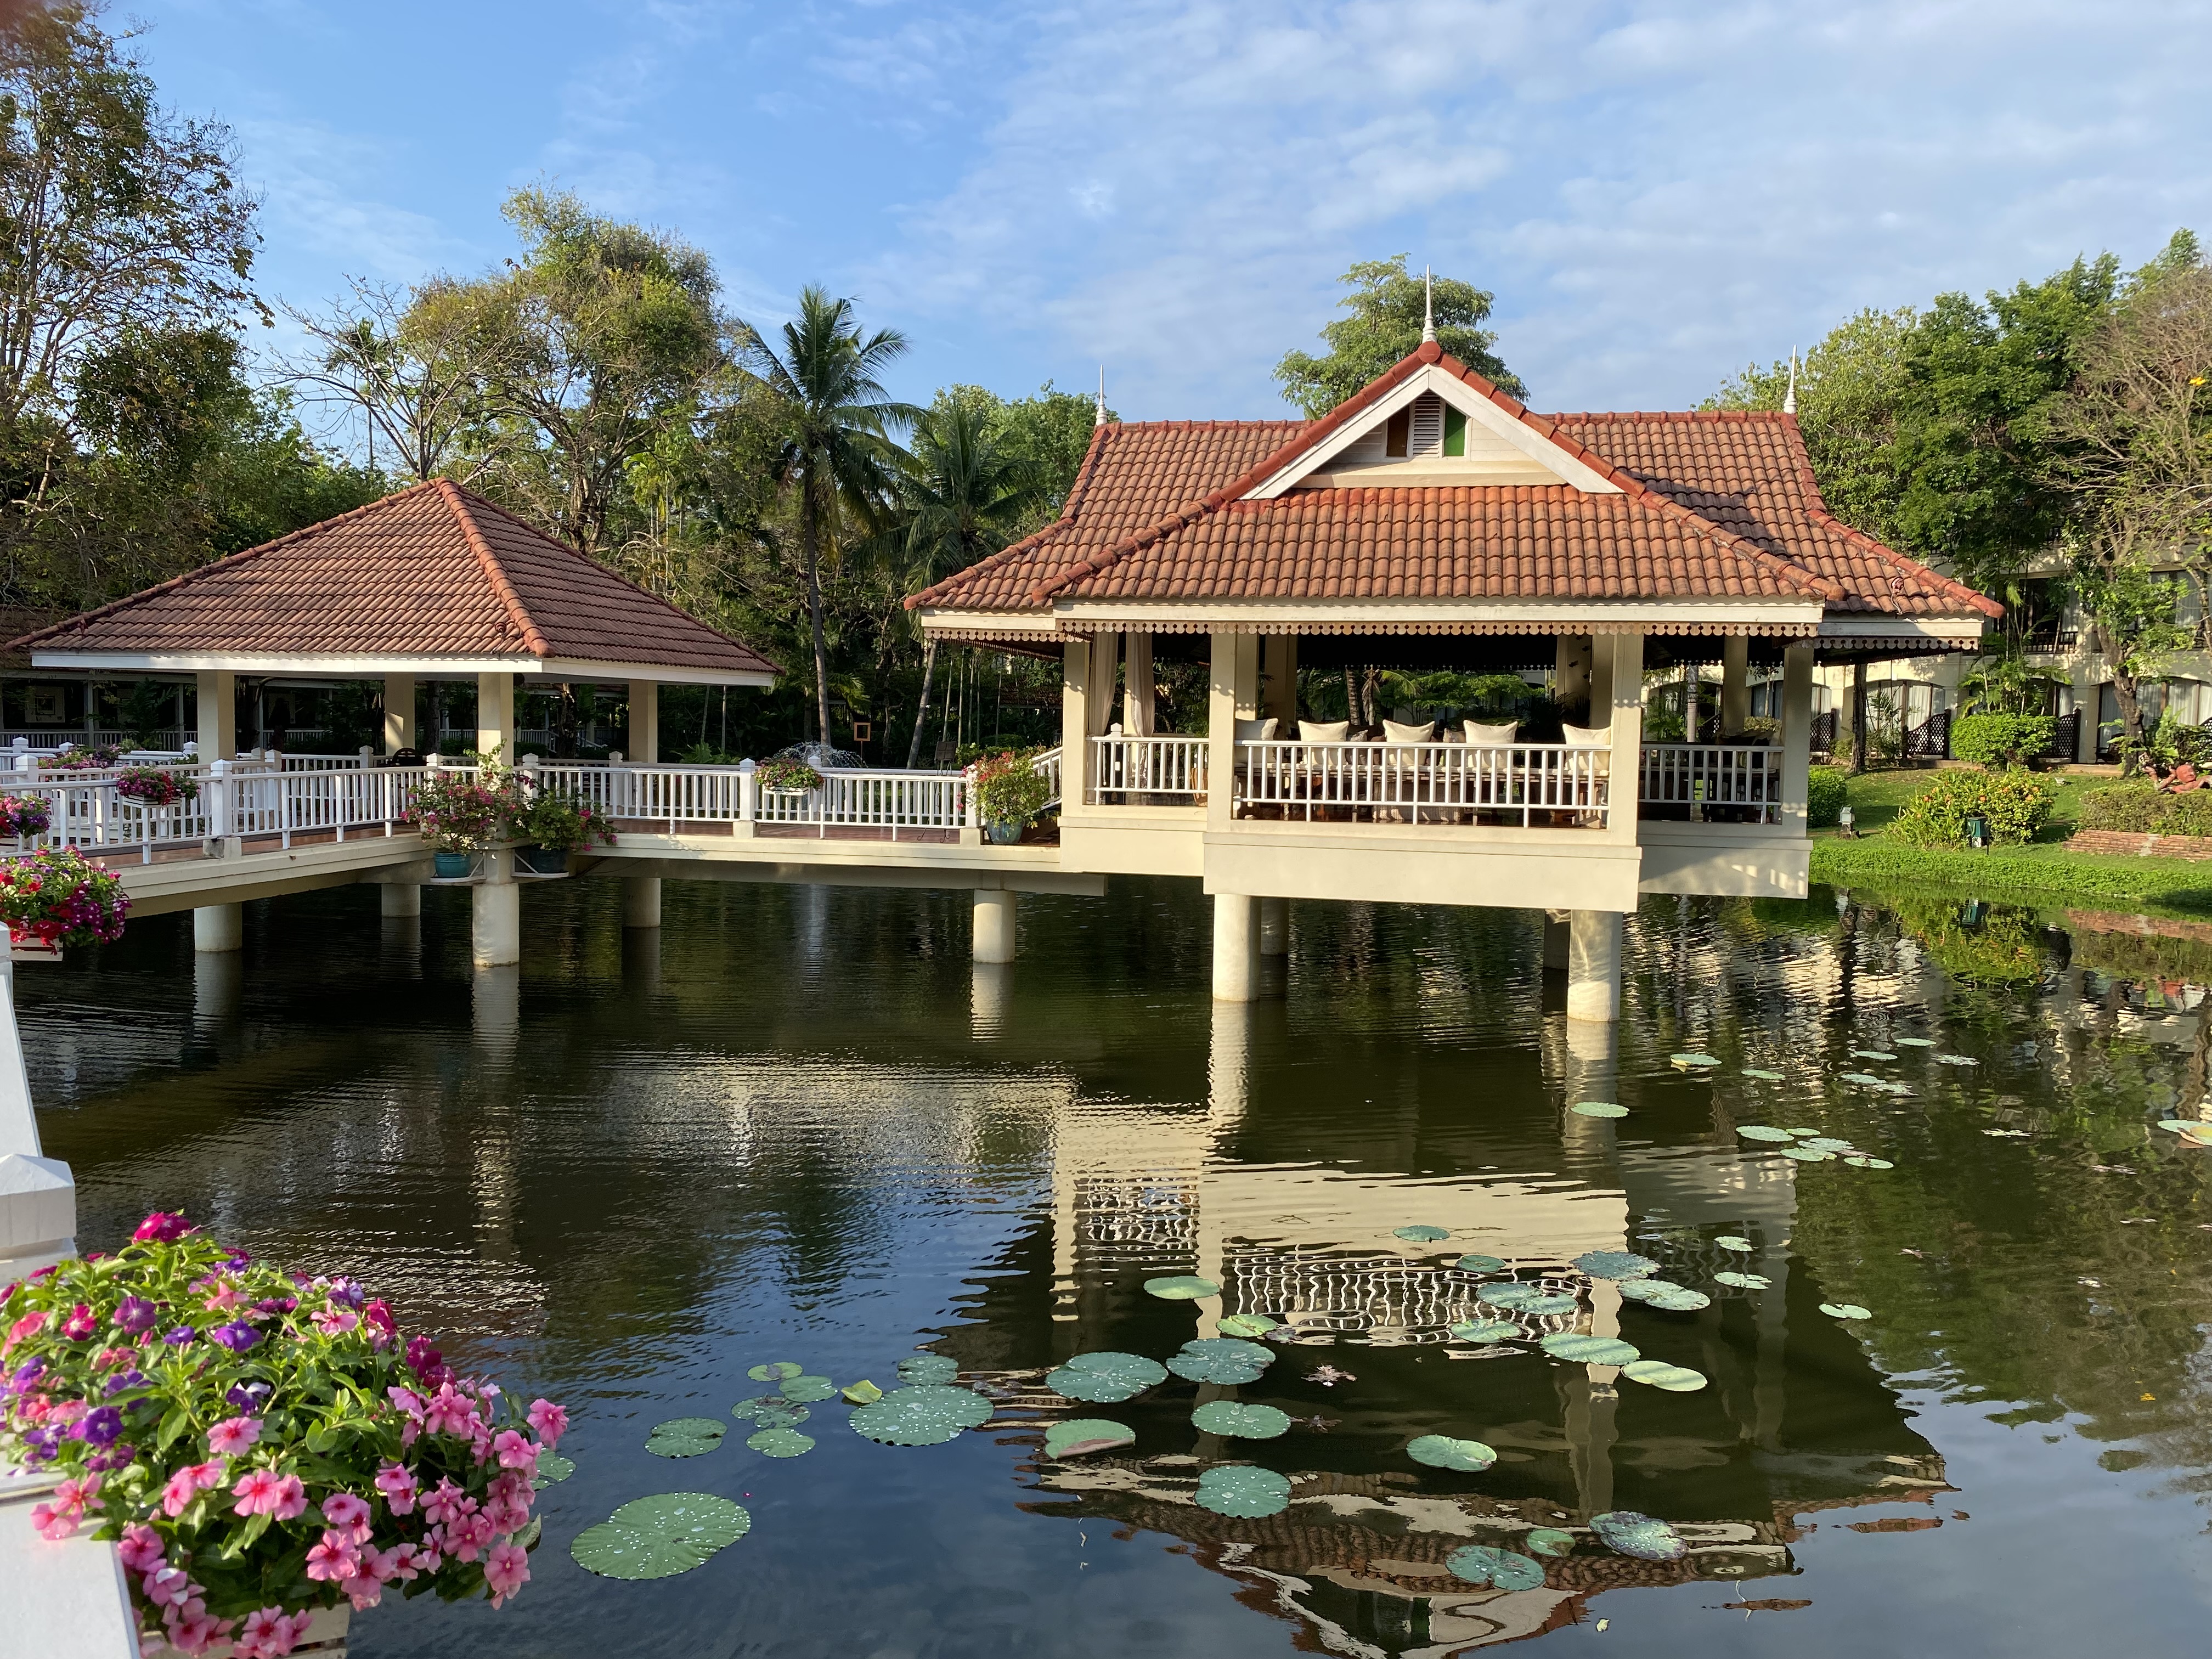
[[848, 1384, 994, 1446], [1574, 1250, 1658, 1280], [1408, 1434, 1497, 1472], [1740, 1068, 1785, 1081], [1839, 1073, 1887, 1087], [1621, 1359, 1708, 1392], [533, 1452, 573, 1488], [746, 1426, 815, 1458], [1935, 1054, 1979, 1066], [746, 1361, 803, 1383], [1613, 1278, 1664, 1301], [1798, 1137, 1855, 1152], [1453, 1254, 1508, 1274], [1393, 1224, 1452, 1243], [1043, 1418, 1136, 1458], [645, 1417, 726, 1458], [1735, 1125, 1796, 1143], [1194, 1465, 1292, 1519], [896, 1355, 960, 1386], [1714, 1272, 1771, 1290], [1446, 1545, 1545, 1590], [1671, 1052, 1721, 1068], [1851, 1049, 1897, 1061], [1518, 1294, 1581, 1317], [1169, 1336, 1274, 1385], [1046, 1351, 1169, 1404], [1525, 1527, 1576, 1558], [1217, 1313, 1279, 1339], [569, 1493, 750, 1581], [1448, 1319, 1522, 1343], [732, 1396, 810, 1428], [1787, 1127, 1821, 1136], [1843, 1155, 1895, 1169], [1713, 1235, 1755, 1252], [1643, 1285, 1712, 1312], [1895, 1037, 1937, 1047], [842, 1380, 884, 1405], [1779, 1147, 1835, 1162], [1539, 1333, 1640, 1365], [1590, 1510, 1686, 1562], [1193, 1401, 1291, 1440], [1144, 1275, 1220, 1300], [1571, 1102, 1629, 1118], [1479, 1282, 1538, 1308], [779, 1374, 837, 1403], [1820, 1303, 1872, 1320]]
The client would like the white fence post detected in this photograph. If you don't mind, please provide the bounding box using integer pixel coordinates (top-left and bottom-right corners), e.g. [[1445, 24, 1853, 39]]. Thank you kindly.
[[738, 759, 756, 838]]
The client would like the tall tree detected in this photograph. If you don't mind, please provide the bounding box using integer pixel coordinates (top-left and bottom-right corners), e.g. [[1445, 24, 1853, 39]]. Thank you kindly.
[[738, 288, 916, 743], [1275, 255, 1523, 417]]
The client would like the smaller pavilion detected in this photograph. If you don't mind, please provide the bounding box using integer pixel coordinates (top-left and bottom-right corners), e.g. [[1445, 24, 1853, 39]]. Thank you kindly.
[[9, 479, 778, 945]]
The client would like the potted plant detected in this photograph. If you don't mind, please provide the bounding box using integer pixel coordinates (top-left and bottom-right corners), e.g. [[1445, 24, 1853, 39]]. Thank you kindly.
[[507, 789, 614, 875], [754, 759, 822, 796], [0, 794, 52, 840], [115, 767, 200, 809], [970, 749, 1050, 844], [2, 1210, 566, 1656], [0, 847, 129, 954], [406, 750, 524, 879]]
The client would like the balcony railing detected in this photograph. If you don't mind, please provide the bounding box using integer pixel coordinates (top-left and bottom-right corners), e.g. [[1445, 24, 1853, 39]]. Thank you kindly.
[[1239, 740, 1610, 827], [1637, 744, 1783, 823], [1089, 734, 1209, 800]]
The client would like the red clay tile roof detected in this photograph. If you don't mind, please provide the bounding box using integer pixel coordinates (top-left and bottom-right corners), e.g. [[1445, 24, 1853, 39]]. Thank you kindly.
[[9, 481, 780, 676], [909, 345, 1999, 625]]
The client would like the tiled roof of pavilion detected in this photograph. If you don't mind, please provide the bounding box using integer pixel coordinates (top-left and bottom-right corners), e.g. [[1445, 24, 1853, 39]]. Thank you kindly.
[[908, 343, 2000, 628], [9, 480, 780, 678]]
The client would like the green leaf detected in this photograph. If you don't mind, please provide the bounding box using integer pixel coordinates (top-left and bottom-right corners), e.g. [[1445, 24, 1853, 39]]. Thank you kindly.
[[1538, 1333, 1640, 1365], [1780, 1147, 1835, 1162], [645, 1415, 727, 1458], [1820, 1303, 1872, 1320], [842, 1380, 885, 1405], [1850, 1049, 1896, 1060], [1591, 1510, 1685, 1561], [895, 1355, 960, 1386], [1216, 1314, 1279, 1339], [746, 1361, 804, 1382], [1843, 1155, 1896, 1169], [1393, 1224, 1451, 1242], [779, 1374, 837, 1403], [1194, 1465, 1292, 1519], [1043, 1418, 1135, 1458], [1448, 1319, 1522, 1343], [849, 1384, 993, 1446], [1798, 1137, 1855, 1152], [1573, 1250, 1657, 1280], [1570, 1102, 1629, 1118], [533, 1452, 574, 1487], [1713, 1235, 1754, 1251], [746, 1426, 815, 1458], [1045, 1351, 1169, 1404], [155, 1404, 193, 1452], [1740, 1068, 1786, 1080], [1192, 1401, 1291, 1440], [1642, 1286, 1712, 1312], [1453, 1254, 1508, 1273], [1407, 1434, 1496, 1472], [569, 1493, 750, 1581], [1934, 1054, 1979, 1065], [1518, 1294, 1580, 1316], [513, 1517, 543, 1552], [732, 1396, 810, 1428], [1735, 1125, 1796, 1142], [1478, 1282, 1537, 1308], [1895, 1037, 1936, 1047], [1167, 1336, 1274, 1385], [1446, 1545, 1544, 1590], [1714, 1271, 1771, 1290], [1621, 1360, 1708, 1391], [1525, 1527, 1576, 1558], [1143, 1275, 1220, 1300]]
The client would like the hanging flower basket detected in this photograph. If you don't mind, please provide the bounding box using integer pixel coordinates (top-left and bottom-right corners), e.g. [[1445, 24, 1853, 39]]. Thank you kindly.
[[0, 848, 128, 950], [754, 760, 822, 795], [0, 794, 52, 839], [115, 768, 199, 808]]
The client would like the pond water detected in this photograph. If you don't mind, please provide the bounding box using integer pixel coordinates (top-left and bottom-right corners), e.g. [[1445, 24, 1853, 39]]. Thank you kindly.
[[23, 877, 2212, 1658]]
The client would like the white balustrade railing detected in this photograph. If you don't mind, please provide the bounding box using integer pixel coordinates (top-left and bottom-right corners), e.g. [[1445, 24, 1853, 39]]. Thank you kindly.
[[1637, 744, 1784, 823], [1090, 735, 1207, 800], [1238, 740, 1611, 826]]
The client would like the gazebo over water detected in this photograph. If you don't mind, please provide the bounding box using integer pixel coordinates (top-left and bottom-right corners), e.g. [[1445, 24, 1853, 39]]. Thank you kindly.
[[8, 478, 778, 764]]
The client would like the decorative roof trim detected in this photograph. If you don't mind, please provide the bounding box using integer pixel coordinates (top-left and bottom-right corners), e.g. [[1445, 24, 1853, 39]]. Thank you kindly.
[[1053, 618, 1821, 638]]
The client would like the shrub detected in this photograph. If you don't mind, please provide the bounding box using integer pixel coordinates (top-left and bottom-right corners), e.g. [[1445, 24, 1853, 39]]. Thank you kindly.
[[513, 791, 614, 853], [1, 1212, 565, 1651], [754, 759, 822, 793], [1807, 765, 1848, 828], [1950, 712, 2056, 770], [1889, 770, 2056, 848], [407, 749, 526, 852], [971, 749, 1051, 825], [2076, 782, 2212, 838]]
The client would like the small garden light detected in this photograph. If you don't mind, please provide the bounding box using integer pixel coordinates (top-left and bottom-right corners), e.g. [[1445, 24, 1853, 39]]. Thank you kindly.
[[1838, 804, 1855, 837], [1965, 812, 1989, 849]]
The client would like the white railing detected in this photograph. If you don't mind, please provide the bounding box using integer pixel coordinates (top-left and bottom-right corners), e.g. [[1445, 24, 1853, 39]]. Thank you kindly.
[[1237, 740, 1611, 827], [1638, 744, 1785, 823], [1090, 734, 1207, 800], [1, 763, 428, 862]]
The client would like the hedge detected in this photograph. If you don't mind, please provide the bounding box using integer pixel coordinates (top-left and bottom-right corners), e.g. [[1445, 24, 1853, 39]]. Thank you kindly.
[[1950, 712, 2057, 770], [1807, 765, 1848, 828], [2076, 781, 2212, 838]]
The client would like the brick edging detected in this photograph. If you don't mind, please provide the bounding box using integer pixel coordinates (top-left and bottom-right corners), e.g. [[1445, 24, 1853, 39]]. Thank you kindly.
[[2063, 829, 2212, 862]]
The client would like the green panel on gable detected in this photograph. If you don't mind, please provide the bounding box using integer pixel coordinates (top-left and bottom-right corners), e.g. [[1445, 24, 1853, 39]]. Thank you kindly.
[[1443, 407, 1467, 456]]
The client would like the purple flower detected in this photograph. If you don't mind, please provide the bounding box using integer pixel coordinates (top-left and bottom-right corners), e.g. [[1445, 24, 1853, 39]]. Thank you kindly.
[[111, 1296, 156, 1335], [9, 1357, 46, 1390], [225, 1380, 272, 1411], [404, 1335, 443, 1381], [324, 1277, 365, 1310], [75, 1404, 123, 1448], [19, 1425, 58, 1463], [208, 1320, 259, 1354], [161, 1325, 196, 1346], [103, 1369, 146, 1397]]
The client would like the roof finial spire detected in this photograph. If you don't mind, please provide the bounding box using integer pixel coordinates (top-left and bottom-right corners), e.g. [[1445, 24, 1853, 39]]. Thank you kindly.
[[1782, 348, 1799, 415], [1096, 365, 1107, 427], [1420, 266, 1436, 345]]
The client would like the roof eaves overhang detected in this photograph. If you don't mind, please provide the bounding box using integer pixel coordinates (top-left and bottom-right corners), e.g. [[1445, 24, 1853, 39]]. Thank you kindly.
[[1815, 616, 1989, 649], [1041, 597, 1825, 636], [913, 608, 1060, 642], [28, 649, 778, 687]]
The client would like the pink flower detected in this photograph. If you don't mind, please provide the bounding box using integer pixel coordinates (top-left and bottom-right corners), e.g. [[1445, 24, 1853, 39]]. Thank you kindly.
[[492, 1429, 538, 1475], [484, 1538, 531, 1607], [310, 1307, 358, 1337], [141, 1566, 196, 1609], [360, 1543, 404, 1584], [233, 1607, 311, 1659], [200, 1283, 240, 1314], [30, 1500, 77, 1539], [116, 1523, 166, 1575], [341, 1572, 384, 1611], [230, 1469, 280, 1516], [60, 1303, 96, 1340], [206, 1415, 261, 1455], [54, 1473, 101, 1513], [447, 1508, 496, 1563], [421, 1477, 469, 1527], [163, 1611, 233, 1656], [160, 1469, 200, 1517], [320, 1491, 372, 1542], [373, 1462, 417, 1515], [402, 1542, 442, 1577], [3, 1310, 48, 1354], [526, 1398, 568, 1449], [304, 1531, 360, 1583], [421, 1384, 477, 1438], [267, 1474, 307, 1521]]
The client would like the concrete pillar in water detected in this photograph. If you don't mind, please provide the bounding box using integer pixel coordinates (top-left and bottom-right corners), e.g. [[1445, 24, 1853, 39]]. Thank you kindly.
[[193, 904, 242, 954], [1212, 893, 1260, 1002], [971, 961, 1011, 1037], [623, 876, 662, 929], [191, 949, 243, 1030], [381, 883, 421, 918], [471, 849, 519, 969], [1542, 909, 1570, 972], [1259, 897, 1288, 956], [973, 889, 1016, 963], [472, 963, 520, 1063], [1567, 909, 1623, 1023]]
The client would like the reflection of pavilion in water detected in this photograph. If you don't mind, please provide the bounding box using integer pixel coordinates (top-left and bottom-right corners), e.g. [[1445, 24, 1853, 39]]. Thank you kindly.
[[1000, 1001, 1949, 1655]]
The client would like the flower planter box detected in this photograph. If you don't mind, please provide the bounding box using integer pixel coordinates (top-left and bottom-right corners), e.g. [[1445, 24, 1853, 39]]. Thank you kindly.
[[432, 850, 475, 879], [513, 845, 569, 876]]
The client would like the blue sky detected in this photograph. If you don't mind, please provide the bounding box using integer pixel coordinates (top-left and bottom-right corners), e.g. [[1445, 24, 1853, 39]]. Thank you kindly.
[[142, 0, 2211, 433]]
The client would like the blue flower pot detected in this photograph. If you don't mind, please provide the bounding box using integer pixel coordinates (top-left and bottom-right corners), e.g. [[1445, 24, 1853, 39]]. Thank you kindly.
[[515, 845, 568, 875], [433, 851, 472, 879], [986, 821, 1023, 845]]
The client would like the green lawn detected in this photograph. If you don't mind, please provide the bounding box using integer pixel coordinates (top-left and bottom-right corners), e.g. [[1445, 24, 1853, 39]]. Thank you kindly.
[[1836, 766, 2108, 838]]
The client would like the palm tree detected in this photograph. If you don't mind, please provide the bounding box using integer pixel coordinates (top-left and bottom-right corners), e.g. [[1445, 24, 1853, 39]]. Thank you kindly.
[[894, 401, 1042, 764], [739, 288, 918, 743]]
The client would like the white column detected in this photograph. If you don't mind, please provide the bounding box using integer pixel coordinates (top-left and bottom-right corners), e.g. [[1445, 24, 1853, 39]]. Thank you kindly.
[[623, 876, 662, 929], [1123, 633, 1156, 736], [381, 883, 421, 918], [193, 904, 242, 953], [476, 671, 515, 761], [1543, 909, 1570, 971], [1262, 635, 1299, 729], [195, 670, 236, 761], [1212, 892, 1260, 1002], [471, 849, 519, 968], [1206, 632, 1257, 832], [1567, 909, 1623, 1023], [1259, 897, 1288, 956], [1604, 632, 1645, 844], [1780, 642, 1814, 830], [383, 674, 416, 754], [1060, 637, 1092, 809], [1721, 636, 1750, 736], [629, 681, 659, 765], [973, 888, 1016, 963], [1589, 637, 1615, 721]]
